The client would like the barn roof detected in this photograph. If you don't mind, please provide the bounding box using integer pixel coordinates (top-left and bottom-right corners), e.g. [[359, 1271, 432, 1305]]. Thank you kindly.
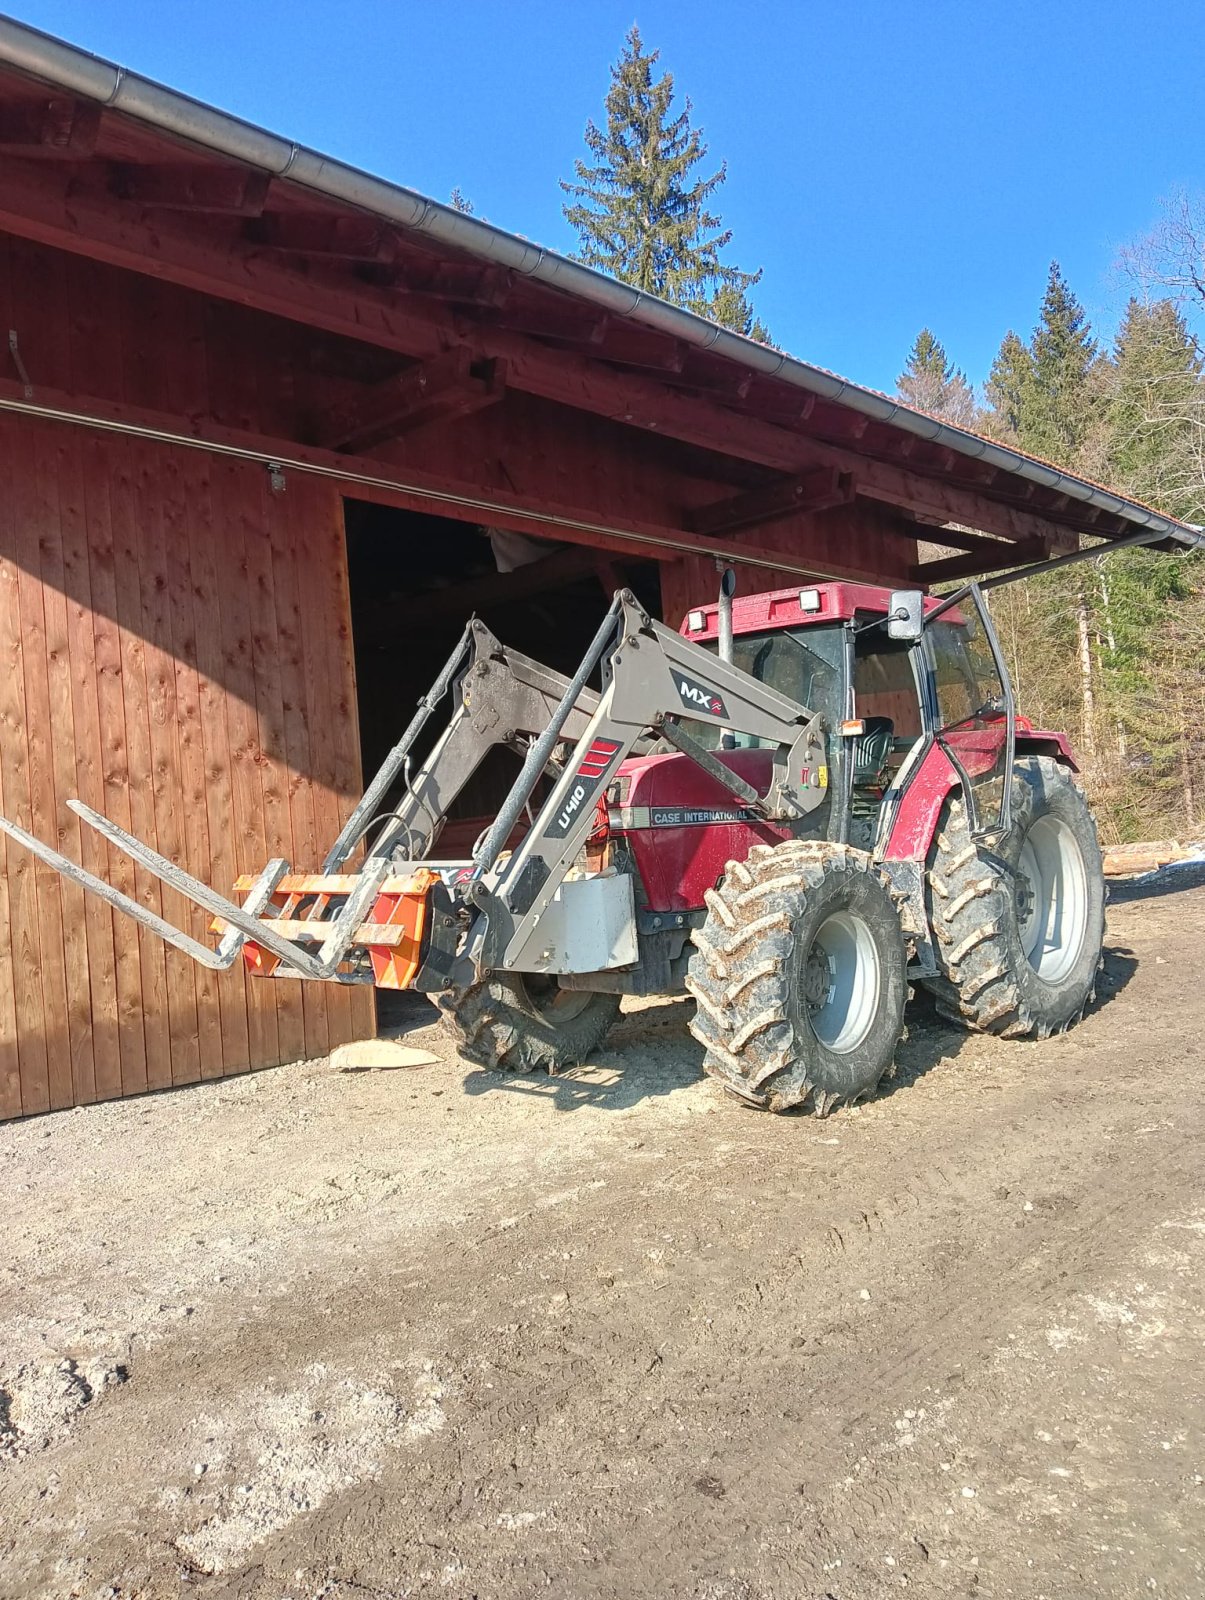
[[0, 14, 1201, 577]]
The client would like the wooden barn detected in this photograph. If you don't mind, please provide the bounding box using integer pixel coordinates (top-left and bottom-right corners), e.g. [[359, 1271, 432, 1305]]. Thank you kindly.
[[0, 18, 1195, 1118]]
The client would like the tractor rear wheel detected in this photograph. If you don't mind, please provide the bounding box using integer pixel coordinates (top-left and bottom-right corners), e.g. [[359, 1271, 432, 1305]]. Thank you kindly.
[[687, 840, 907, 1114], [921, 756, 1105, 1037], [437, 974, 621, 1074]]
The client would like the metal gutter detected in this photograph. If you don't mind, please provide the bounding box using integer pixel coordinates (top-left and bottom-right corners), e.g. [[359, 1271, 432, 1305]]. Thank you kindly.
[[1, 13, 1202, 555]]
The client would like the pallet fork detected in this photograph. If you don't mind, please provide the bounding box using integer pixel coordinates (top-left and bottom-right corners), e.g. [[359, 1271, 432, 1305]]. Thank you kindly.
[[0, 592, 828, 994]]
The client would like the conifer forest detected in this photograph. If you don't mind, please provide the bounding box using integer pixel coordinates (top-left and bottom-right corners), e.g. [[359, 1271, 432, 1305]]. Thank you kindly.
[[559, 29, 1205, 846]]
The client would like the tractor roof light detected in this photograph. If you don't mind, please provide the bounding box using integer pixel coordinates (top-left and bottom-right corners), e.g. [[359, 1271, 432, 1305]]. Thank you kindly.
[[799, 589, 823, 613], [687, 609, 706, 632]]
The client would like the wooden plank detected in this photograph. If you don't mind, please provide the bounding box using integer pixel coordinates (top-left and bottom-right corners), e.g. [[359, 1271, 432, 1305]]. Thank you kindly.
[[77, 428, 150, 1096], [10, 417, 73, 1109], [212, 452, 280, 1068], [145, 445, 203, 1086], [168, 447, 224, 1082], [107, 432, 169, 1093], [255, 919, 414, 947], [265, 468, 330, 1060], [296, 480, 365, 1045], [232, 873, 454, 894], [0, 407, 41, 1119], [50, 424, 126, 1102], [244, 463, 306, 1065], [187, 450, 253, 1077]]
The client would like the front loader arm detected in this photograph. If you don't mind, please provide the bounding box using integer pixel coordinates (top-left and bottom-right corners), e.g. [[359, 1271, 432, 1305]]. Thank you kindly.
[[471, 591, 829, 976], [368, 626, 601, 863]]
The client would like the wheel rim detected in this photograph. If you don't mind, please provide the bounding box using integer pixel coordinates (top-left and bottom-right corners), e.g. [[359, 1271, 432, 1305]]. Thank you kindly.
[[802, 910, 880, 1053], [516, 973, 595, 1025], [1016, 815, 1089, 984]]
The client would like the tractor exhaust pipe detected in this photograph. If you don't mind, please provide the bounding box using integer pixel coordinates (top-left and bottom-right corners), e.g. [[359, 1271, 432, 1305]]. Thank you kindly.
[[717, 563, 736, 665]]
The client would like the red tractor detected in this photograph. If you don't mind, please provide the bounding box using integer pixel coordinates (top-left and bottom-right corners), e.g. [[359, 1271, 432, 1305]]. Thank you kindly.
[[3, 577, 1106, 1116]]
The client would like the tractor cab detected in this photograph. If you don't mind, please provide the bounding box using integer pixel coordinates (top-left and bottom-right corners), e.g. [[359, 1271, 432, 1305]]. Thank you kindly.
[[671, 579, 1019, 854]]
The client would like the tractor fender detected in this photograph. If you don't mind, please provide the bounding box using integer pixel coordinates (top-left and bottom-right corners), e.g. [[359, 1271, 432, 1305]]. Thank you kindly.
[[882, 731, 1078, 865]]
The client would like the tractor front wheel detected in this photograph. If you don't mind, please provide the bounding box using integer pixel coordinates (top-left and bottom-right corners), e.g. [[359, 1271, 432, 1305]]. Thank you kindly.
[[437, 974, 621, 1074], [922, 756, 1105, 1037], [687, 840, 908, 1114]]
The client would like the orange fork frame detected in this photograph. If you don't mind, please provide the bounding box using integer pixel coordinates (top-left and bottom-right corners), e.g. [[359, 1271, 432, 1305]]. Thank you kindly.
[[222, 868, 443, 989]]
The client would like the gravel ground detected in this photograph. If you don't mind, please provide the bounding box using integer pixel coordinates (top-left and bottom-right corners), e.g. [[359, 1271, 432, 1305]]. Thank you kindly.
[[1, 871, 1203, 1599]]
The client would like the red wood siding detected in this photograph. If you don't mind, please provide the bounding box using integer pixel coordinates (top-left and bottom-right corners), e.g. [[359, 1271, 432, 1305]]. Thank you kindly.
[[0, 412, 373, 1118]]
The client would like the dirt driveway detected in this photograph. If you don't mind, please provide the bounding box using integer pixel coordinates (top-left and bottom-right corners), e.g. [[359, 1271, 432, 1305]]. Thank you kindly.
[[1, 873, 1203, 1600]]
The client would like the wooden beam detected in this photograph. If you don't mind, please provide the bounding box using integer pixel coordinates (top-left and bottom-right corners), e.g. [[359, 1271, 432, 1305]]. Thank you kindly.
[[685, 467, 855, 537], [398, 262, 513, 308], [911, 540, 1049, 584], [902, 523, 1024, 557], [108, 163, 271, 216], [0, 98, 100, 159], [0, 162, 1092, 552], [316, 351, 506, 451], [244, 212, 395, 261]]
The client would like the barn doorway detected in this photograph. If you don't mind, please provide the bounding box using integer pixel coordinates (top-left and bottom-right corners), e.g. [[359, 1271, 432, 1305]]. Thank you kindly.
[[341, 498, 660, 1026]]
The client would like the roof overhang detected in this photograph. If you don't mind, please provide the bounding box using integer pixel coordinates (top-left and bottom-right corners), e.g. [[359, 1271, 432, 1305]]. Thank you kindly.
[[0, 14, 1200, 580]]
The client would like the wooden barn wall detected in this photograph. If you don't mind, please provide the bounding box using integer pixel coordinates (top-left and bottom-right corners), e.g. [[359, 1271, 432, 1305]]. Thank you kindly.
[[0, 237, 373, 1119]]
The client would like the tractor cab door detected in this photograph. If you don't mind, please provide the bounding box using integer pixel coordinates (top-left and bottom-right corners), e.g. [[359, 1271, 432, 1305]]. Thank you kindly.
[[924, 584, 1015, 839]]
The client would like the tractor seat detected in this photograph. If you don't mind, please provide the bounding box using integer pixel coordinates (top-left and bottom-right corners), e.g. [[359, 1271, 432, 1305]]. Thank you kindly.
[[852, 716, 895, 789]]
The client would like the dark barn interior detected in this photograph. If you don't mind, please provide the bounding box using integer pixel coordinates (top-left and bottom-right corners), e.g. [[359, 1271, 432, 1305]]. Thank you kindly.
[[343, 499, 662, 854]]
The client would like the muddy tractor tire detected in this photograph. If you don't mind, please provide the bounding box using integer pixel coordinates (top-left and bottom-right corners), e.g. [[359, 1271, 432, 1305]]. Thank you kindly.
[[922, 756, 1105, 1038], [437, 975, 621, 1074], [687, 840, 908, 1114]]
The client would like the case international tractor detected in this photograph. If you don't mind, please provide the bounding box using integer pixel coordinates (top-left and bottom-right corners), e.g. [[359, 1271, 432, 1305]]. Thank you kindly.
[[2, 574, 1106, 1116]]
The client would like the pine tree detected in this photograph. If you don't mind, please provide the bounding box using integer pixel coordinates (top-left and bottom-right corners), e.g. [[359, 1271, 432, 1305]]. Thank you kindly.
[[1093, 298, 1205, 831], [1108, 298, 1204, 520], [896, 328, 976, 425], [983, 331, 1033, 441], [1025, 262, 1099, 463], [561, 26, 767, 337], [707, 283, 772, 344]]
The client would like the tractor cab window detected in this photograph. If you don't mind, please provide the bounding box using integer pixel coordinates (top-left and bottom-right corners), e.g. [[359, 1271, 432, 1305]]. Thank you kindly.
[[928, 599, 1013, 836], [692, 625, 846, 751]]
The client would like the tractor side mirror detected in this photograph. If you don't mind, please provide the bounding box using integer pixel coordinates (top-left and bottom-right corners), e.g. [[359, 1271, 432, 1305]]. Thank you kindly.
[[887, 589, 925, 642]]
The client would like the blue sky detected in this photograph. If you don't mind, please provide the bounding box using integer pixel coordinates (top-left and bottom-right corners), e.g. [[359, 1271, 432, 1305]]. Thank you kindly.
[[10, 1, 1203, 394]]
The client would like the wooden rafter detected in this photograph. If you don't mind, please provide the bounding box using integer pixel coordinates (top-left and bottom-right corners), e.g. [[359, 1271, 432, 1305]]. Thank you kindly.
[[315, 350, 507, 452], [0, 97, 99, 158], [911, 540, 1050, 584], [686, 467, 855, 537], [108, 162, 271, 216], [245, 212, 395, 261]]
